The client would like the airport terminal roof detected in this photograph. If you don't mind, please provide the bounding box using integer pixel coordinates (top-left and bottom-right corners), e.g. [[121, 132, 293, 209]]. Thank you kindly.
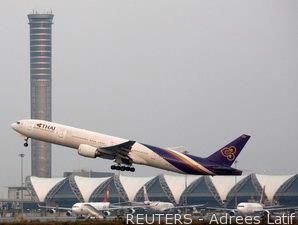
[[26, 173, 298, 205], [255, 174, 293, 201], [73, 176, 111, 202], [28, 176, 65, 202], [163, 174, 198, 203], [119, 175, 154, 201], [210, 175, 248, 201]]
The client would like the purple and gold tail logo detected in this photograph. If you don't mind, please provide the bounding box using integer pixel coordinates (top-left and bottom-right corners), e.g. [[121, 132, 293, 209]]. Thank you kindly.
[[221, 146, 237, 161]]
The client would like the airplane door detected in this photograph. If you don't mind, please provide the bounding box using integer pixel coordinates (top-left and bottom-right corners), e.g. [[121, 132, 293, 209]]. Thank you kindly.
[[57, 128, 66, 139]]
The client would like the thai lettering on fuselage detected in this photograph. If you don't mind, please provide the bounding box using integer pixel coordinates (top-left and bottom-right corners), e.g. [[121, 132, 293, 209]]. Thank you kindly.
[[36, 123, 56, 131]]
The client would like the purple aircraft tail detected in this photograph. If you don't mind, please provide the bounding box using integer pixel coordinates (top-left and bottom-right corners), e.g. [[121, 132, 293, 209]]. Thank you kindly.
[[206, 134, 250, 167]]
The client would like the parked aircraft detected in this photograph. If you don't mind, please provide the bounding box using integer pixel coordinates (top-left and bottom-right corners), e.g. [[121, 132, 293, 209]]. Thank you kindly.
[[208, 186, 297, 217], [39, 187, 135, 219], [130, 186, 205, 212], [12, 119, 250, 175]]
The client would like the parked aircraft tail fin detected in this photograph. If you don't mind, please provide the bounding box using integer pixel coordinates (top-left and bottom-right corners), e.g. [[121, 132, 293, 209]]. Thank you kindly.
[[143, 186, 149, 202], [260, 186, 266, 204], [103, 185, 110, 202]]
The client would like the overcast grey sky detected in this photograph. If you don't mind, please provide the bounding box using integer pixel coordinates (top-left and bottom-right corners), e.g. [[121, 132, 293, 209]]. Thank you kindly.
[[1, 0, 298, 186]]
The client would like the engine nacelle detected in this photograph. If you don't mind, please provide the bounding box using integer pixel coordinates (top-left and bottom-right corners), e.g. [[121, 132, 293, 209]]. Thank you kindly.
[[103, 211, 111, 216], [288, 209, 295, 214], [192, 207, 200, 215], [229, 210, 237, 216], [49, 209, 56, 214], [66, 210, 72, 216], [78, 144, 98, 158], [128, 208, 136, 214]]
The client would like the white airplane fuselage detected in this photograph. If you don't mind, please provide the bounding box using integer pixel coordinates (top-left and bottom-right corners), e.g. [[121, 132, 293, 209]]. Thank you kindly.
[[146, 201, 175, 212], [72, 202, 110, 217], [236, 202, 264, 216]]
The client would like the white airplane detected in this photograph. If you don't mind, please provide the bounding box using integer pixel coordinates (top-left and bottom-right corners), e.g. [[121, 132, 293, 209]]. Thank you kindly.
[[208, 186, 297, 217], [131, 186, 205, 213], [11, 119, 250, 175], [41, 202, 116, 219], [40, 187, 135, 219]]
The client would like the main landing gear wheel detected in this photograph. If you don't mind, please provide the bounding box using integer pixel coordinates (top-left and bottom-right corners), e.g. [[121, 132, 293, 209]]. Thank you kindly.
[[110, 165, 135, 172], [24, 138, 29, 147]]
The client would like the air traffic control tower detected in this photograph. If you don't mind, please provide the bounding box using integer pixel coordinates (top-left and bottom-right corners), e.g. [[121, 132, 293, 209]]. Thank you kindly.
[[28, 12, 53, 177]]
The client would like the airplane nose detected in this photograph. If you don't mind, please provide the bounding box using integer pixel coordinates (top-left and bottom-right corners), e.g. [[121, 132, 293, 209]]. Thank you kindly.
[[72, 207, 79, 215], [11, 123, 18, 131]]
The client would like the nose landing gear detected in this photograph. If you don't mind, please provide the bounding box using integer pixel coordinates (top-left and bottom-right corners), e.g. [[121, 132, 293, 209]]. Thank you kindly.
[[111, 164, 135, 172]]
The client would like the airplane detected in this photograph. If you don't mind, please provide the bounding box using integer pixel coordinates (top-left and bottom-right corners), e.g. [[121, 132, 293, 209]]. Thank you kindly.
[[130, 186, 205, 213], [11, 119, 250, 175], [39, 186, 135, 219], [207, 186, 298, 217]]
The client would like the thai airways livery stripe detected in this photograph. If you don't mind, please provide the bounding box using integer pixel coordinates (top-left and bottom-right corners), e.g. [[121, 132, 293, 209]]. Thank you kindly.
[[143, 144, 214, 175]]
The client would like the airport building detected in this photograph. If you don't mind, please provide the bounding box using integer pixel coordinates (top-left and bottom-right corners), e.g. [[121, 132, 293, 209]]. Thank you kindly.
[[25, 173, 298, 208], [28, 12, 54, 178]]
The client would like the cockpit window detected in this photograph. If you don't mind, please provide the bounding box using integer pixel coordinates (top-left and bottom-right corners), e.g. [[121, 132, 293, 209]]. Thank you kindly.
[[17, 121, 20, 124]]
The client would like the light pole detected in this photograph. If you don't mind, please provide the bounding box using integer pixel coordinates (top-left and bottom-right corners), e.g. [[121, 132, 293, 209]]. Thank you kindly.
[[234, 160, 238, 207], [184, 175, 188, 214], [19, 153, 25, 215]]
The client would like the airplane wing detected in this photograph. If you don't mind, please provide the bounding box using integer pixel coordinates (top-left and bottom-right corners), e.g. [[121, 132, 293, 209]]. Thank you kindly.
[[107, 205, 141, 211], [83, 204, 104, 219], [38, 204, 71, 211], [203, 206, 236, 212], [171, 204, 206, 210], [204, 206, 298, 214], [99, 141, 136, 163], [159, 204, 207, 213], [264, 206, 298, 213], [101, 141, 135, 154]]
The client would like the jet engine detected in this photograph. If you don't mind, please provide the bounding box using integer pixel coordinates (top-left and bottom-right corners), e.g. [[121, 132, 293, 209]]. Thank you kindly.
[[103, 211, 111, 216], [66, 211, 72, 216], [49, 209, 56, 214], [192, 207, 200, 215], [289, 209, 295, 214], [78, 144, 98, 158], [229, 210, 237, 216]]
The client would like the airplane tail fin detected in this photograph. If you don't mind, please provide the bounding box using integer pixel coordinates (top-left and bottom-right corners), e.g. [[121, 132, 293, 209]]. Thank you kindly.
[[260, 186, 265, 204], [103, 185, 110, 202], [206, 134, 250, 167], [143, 186, 149, 202]]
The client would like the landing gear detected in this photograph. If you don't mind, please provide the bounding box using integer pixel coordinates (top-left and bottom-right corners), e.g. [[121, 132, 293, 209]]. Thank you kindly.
[[24, 138, 29, 147], [110, 164, 135, 172]]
